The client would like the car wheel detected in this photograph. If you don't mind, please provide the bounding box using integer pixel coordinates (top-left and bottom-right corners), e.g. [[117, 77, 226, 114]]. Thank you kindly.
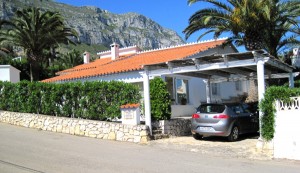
[[192, 133, 203, 140], [228, 126, 239, 142]]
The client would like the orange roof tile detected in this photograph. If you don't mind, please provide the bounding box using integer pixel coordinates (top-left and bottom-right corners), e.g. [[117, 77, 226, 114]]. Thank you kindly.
[[120, 103, 140, 109], [42, 39, 226, 83], [56, 54, 133, 75]]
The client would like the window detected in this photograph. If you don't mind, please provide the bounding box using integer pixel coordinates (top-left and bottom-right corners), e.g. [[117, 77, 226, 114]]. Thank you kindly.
[[198, 104, 225, 114], [165, 76, 189, 105], [176, 79, 189, 105]]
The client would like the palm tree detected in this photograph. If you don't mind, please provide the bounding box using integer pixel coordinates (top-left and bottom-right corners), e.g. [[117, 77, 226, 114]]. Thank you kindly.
[[60, 49, 83, 69], [262, 0, 300, 57], [184, 0, 300, 58], [0, 7, 77, 81]]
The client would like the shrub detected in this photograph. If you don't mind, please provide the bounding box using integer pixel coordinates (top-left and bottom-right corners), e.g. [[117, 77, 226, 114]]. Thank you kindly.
[[0, 81, 140, 120], [260, 86, 300, 141], [150, 77, 171, 120]]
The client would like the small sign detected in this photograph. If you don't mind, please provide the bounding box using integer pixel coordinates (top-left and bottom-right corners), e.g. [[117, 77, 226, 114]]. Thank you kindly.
[[124, 110, 134, 119], [120, 104, 140, 125]]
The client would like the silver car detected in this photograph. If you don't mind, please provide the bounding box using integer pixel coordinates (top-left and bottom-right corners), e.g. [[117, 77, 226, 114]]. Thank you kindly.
[[191, 103, 259, 141]]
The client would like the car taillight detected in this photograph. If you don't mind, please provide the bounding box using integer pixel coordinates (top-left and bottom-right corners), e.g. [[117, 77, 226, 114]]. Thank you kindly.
[[192, 114, 200, 119], [213, 114, 229, 119]]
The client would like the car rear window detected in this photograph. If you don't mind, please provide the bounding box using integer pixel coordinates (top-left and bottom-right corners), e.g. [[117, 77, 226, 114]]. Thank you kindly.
[[198, 104, 225, 113]]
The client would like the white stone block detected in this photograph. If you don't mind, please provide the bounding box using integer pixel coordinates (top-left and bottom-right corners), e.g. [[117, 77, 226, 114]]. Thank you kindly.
[[121, 106, 140, 125]]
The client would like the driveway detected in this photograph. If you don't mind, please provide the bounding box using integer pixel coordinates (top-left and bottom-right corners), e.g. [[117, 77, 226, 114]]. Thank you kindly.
[[149, 134, 273, 160]]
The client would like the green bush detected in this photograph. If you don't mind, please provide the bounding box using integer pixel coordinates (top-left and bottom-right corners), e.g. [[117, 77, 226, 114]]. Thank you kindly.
[[150, 77, 171, 120], [260, 86, 300, 141], [0, 81, 140, 120]]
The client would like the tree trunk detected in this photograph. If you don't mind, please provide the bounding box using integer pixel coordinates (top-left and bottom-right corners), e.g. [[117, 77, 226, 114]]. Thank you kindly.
[[244, 30, 263, 51], [28, 53, 41, 82], [29, 61, 40, 82]]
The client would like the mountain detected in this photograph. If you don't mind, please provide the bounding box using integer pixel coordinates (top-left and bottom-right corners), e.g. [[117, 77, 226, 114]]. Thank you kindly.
[[0, 0, 185, 50]]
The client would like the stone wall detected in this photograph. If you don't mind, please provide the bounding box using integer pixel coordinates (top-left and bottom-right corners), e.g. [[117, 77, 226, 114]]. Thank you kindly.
[[0, 111, 150, 143], [152, 118, 191, 136]]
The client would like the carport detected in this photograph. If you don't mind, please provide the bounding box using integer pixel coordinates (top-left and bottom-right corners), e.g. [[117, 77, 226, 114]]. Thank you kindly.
[[141, 50, 295, 135]]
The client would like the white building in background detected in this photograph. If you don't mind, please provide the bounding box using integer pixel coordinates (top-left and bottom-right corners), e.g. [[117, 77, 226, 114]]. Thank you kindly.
[[292, 48, 300, 68], [0, 65, 20, 83]]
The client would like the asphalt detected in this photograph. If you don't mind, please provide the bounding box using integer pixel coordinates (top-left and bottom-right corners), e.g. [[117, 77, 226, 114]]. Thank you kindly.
[[1, 123, 300, 173]]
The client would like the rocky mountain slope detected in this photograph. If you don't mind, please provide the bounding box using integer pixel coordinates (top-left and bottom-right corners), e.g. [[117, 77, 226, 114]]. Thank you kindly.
[[0, 0, 185, 50]]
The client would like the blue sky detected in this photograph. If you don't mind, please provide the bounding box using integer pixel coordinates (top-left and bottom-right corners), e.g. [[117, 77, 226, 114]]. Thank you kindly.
[[55, 0, 223, 43]]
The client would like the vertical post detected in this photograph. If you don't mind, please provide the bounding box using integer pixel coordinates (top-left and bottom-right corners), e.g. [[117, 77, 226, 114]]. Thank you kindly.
[[289, 73, 294, 88], [205, 79, 211, 103], [257, 60, 266, 102], [257, 58, 265, 140], [143, 68, 152, 135]]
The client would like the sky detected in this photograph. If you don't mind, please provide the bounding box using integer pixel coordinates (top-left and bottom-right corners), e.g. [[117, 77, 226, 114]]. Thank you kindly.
[[55, 0, 225, 43]]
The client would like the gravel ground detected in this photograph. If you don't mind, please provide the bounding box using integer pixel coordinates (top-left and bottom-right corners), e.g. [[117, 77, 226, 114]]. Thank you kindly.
[[148, 134, 273, 161]]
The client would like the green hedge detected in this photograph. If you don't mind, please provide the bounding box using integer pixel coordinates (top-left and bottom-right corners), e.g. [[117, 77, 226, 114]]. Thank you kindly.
[[150, 78, 171, 120], [260, 86, 300, 141], [0, 81, 140, 120]]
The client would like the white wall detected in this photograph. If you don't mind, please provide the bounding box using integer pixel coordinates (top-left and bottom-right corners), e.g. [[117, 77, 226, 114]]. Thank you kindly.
[[0, 65, 20, 83], [171, 105, 196, 117], [0, 67, 10, 81], [274, 97, 300, 160], [189, 77, 207, 106], [10, 67, 20, 83], [214, 80, 248, 102], [78, 71, 144, 83]]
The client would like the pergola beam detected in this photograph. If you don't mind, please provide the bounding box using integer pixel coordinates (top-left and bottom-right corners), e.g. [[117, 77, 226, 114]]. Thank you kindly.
[[149, 59, 258, 76], [197, 70, 231, 78], [219, 68, 252, 76]]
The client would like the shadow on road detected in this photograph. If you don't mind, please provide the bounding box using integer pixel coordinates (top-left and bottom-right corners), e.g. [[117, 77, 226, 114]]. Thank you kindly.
[[196, 132, 260, 142]]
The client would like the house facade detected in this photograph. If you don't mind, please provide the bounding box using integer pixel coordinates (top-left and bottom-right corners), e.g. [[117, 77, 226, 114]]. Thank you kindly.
[[0, 65, 20, 83], [43, 38, 249, 117]]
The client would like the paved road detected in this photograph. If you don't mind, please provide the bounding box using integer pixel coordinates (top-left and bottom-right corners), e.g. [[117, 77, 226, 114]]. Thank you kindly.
[[0, 123, 299, 173]]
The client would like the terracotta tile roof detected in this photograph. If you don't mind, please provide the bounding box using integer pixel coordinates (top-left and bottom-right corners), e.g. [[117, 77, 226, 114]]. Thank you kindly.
[[120, 103, 140, 109], [56, 55, 132, 75], [42, 39, 226, 83]]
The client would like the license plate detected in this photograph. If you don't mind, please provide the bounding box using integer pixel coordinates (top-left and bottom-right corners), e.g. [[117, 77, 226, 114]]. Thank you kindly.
[[199, 127, 213, 131]]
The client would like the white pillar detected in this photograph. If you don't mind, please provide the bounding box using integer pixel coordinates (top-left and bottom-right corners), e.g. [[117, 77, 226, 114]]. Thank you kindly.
[[257, 59, 265, 139], [110, 43, 120, 60], [83, 51, 90, 64], [257, 60, 265, 102], [289, 73, 294, 88], [142, 68, 152, 135], [205, 79, 211, 103]]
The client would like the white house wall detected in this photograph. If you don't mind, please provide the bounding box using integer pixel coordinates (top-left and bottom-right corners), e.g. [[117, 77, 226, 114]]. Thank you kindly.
[[0, 65, 20, 83], [189, 77, 207, 106], [80, 71, 144, 83], [211, 81, 248, 103], [9, 67, 20, 83], [0, 67, 10, 82]]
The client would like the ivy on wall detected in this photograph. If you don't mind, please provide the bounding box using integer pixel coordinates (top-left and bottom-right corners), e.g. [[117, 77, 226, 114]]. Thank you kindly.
[[260, 86, 300, 141], [0, 81, 140, 120]]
